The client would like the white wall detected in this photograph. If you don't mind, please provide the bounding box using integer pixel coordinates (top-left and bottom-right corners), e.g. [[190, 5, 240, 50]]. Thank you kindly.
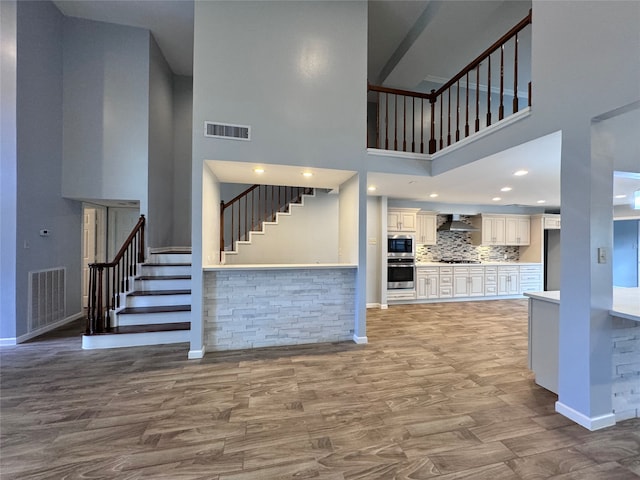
[[62, 17, 149, 211], [202, 163, 220, 267], [366, 196, 382, 305], [191, 1, 368, 172], [338, 175, 360, 264], [147, 35, 174, 248], [0, 0, 18, 340], [172, 75, 193, 246], [13, 1, 82, 338], [224, 190, 339, 264]]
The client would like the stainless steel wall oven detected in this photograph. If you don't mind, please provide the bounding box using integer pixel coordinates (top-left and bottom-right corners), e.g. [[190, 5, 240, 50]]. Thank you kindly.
[[387, 257, 415, 289]]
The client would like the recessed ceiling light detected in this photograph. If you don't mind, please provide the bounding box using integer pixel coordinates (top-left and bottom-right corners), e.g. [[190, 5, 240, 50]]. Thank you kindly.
[[368, 185, 377, 192], [302, 171, 313, 177], [614, 194, 627, 199], [513, 170, 529, 176], [429, 193, 439, 198], [537, 200, 546, 204], [500, 187, 512, 192], [492, 197, 502, 201], [254, 167, 265, 174]]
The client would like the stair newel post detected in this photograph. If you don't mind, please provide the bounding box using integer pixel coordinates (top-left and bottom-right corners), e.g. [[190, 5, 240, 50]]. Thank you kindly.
[[499, 44, 505, 120], [138, 215, 145, 264], [220, 200, 225, 258], [96, 265, 104, 333], [486, 54, 492, 127], [465, 72, 470, 137], [428, 90, 436, 154], [112, 264, 118, 309], [87, 265, 95, 334], [512, 32, 519, 114], [105, 268, 111, 330]]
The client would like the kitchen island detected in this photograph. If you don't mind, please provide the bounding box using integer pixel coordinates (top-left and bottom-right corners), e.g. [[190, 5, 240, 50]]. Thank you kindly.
[[202, 264, 359, 351], [526, 287, 640, 421]]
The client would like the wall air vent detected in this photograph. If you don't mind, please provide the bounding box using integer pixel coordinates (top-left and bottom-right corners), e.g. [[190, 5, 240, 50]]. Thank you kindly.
[[204, 121, 251, 141]]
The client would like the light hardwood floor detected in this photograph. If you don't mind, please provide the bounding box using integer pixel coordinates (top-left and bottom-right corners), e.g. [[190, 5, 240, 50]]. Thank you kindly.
[[1, 299, 639, 479]]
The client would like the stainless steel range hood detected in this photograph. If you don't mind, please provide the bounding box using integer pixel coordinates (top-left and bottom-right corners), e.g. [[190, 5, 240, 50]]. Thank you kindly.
[[437, 214, 479, 232]]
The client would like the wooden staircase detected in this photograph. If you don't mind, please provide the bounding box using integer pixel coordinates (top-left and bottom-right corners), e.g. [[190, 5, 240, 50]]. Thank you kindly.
[[82, 248, 191, 350]]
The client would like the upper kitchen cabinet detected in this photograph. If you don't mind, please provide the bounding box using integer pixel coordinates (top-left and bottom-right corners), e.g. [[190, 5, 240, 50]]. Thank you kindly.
[[472, 214, 531, 246], [543, 214, 561, 229], [472, 215, 506, 245], [505, 216, 531, 245], [416, 212, 437, 245], [388, 208, 419, 232]]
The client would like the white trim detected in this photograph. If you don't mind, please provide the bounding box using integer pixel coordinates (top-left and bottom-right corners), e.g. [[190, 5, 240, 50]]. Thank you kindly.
[[82, 329, 190, 350], [367, 148, 431, 161], [430, 108, 531, 160], [555, 401, 616, 431], [188, 345, 206, 359], [0, 337, 17, 346], [15, 312, 83, 344], [380, 304, 388, 309], [366, 302, 381, 309], [352, 334, 368, 344]]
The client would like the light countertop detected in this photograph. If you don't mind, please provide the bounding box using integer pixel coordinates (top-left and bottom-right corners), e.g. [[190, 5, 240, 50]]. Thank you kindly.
[[416, 262, 542, 267], [203, 263, 357, 271], [525, 287, 640, 322]]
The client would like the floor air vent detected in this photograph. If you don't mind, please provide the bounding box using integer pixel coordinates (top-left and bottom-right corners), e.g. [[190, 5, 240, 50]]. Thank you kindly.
[[28, 267, 66, 333], [205, 121, 251, 141]]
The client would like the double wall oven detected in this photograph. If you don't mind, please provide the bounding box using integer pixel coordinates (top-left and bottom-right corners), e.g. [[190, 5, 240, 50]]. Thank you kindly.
[[387, 234, 415, 290]]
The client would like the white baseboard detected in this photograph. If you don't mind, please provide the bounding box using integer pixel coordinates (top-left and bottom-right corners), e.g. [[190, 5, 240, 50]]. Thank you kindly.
[[555, 401, 616, 431], [366, 303, 380, 309], [352, 334, 368, 344], [380, 304, 388, 309], [0, 337, 17, 346], [188, 345, 206, 359], [12, 312, 84, 345]]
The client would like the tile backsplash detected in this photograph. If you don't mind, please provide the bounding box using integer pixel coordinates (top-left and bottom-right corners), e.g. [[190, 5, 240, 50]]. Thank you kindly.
[[416, 215, 520, 263]]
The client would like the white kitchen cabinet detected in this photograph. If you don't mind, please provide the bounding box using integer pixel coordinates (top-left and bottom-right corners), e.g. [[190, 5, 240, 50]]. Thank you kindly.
[[416, 267, 439, 299], [519, 265, 543, 293], [498, 266, 519, 295], [471, 215, 506, 245], [438, 266, 453, 298], [453, 266, 484, 297], [505, 216, 530, 245], [388, 209, 418, 232], [484, 266, 498, 296], [543, 215, 561, 229], [416, 212, 437, 245]]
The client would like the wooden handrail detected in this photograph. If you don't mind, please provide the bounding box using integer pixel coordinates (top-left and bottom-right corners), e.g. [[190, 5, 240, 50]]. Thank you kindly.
[[432, 10, 531, 97], [367, 11, 532, 154], [220, 185, 314, 259], [86, 214, 145, 335]]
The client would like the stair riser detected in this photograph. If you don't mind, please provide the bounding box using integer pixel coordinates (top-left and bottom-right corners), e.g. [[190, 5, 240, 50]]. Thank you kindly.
[[82, 330, 190, 349], [134, 279, 191, 291], [125, 294, 191, 308], [140, 265, 191, 276], [147, 253, 192, 264], [115, 311, 191, 326]]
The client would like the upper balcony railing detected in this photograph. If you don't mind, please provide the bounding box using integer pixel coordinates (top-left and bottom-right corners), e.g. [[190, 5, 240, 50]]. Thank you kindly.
[[368, 10, 532, 155]]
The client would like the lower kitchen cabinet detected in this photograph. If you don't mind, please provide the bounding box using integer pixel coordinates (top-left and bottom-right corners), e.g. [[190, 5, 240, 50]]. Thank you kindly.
[[484, 266, 498, 296], [453, 266, 484, 297], [416, 267, 439, 299], [498, 266, 519, 295]]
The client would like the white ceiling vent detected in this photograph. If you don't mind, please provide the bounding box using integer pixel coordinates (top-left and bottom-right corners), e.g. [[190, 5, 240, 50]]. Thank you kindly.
[[204, 121, 251, 141]]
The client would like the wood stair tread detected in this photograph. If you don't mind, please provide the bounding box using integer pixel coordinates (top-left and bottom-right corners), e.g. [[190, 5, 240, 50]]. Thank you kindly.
[[138, 275, 191, 280], [93, 322, 190, 335], [118, 305, 191, 315], [128, 289, 190, 296]]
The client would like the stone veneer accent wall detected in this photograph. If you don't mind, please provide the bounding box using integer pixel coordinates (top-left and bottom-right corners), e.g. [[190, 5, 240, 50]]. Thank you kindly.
[[416, 215, 520, 262], [203, 269, 355, 351], [612, 316, 640, 421]]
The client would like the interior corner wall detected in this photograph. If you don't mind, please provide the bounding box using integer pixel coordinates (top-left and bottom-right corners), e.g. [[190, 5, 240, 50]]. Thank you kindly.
[[147, 34, 174, 248], [15, 0, 82, 337], [0, 0, 18, 340], [338, 174, 360, 264], [62, 16, 149, 211], [202, 163, 220, 266], [366, 196, 382, 305], [191, 0, 368, 172], [172, 75, 193, 246]]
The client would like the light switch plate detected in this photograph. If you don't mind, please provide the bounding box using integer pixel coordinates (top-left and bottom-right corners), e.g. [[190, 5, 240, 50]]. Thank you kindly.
[[597, 247, 607, 264]]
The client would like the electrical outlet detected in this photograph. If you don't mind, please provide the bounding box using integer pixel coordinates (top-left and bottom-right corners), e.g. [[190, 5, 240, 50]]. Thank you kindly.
[[597, 247, 607, 264]]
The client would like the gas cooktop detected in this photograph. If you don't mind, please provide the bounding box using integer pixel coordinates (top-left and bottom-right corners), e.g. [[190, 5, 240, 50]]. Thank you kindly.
[[438, 259, 481, 264]]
